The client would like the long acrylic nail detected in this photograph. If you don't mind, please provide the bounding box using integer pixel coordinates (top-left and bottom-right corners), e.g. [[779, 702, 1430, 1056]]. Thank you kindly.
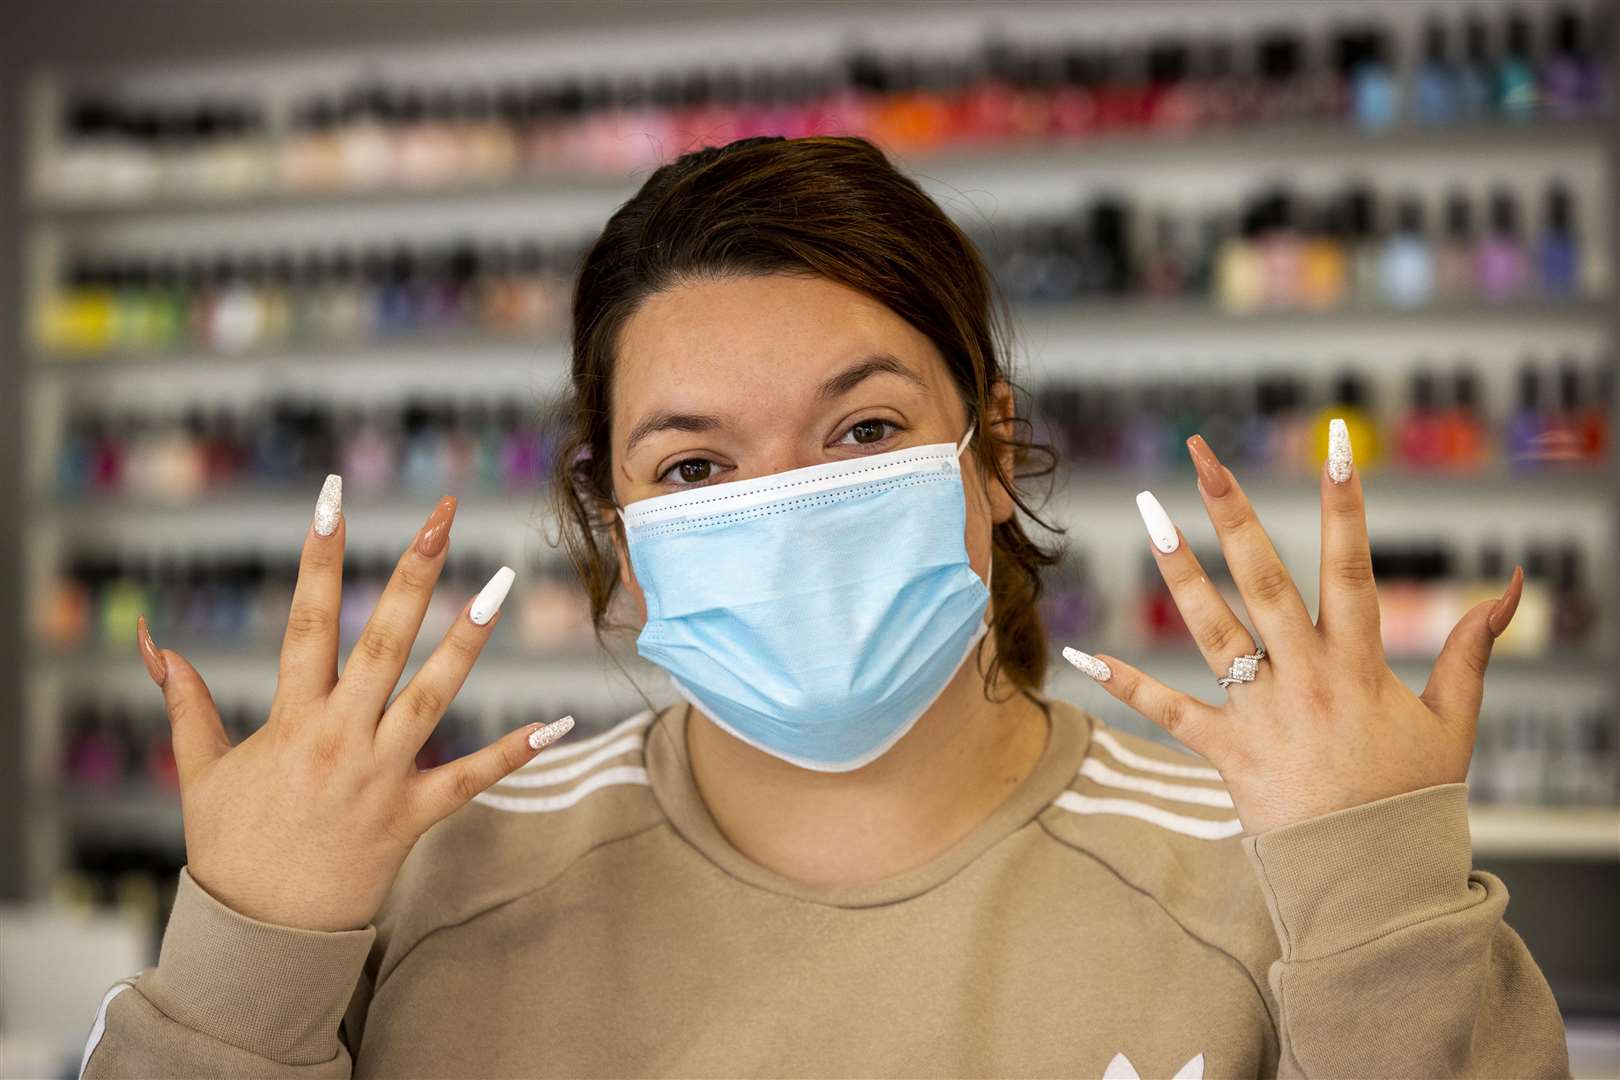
[[1186, 434, 1231, 497], [1327, 418, 1353, 484], [416, 496, 458, 557], [1488, 565, 1524, 637], [313, 474, 343, 537], [1135, 490, 1180, 554], [469, 566, 516, 626], [528, 715, 575, 751], [137, 615, 168, 687], [1062, 646, 1112, 682]]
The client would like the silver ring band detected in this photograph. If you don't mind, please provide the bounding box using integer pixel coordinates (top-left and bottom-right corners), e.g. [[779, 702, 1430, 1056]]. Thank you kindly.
[[1216, 643, 1267, 688]]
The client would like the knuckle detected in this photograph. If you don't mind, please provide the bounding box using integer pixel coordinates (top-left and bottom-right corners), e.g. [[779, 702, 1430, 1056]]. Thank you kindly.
[[394, 562, 437, 595], [403, 684, 448, 725], [449, 766, 485, 806], [284, 603, 331, 641], [1159, 695, 1192, 736], [355, 625, 403, 666], [1247, 562, 1295, 605], [443, 628, 484, 665], [1195, 618, 1248, 659], [1326, 551, 1376, 590], [302, 547, 341, 576]]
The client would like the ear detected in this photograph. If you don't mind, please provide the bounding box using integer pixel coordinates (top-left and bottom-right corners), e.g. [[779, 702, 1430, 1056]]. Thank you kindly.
[[602, 505, 648, 622], [985, 379, 1018, 526]]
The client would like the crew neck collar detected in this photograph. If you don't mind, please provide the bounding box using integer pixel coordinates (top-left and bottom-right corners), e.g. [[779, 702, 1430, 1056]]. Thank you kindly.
[[644, 690, 1093, 908]]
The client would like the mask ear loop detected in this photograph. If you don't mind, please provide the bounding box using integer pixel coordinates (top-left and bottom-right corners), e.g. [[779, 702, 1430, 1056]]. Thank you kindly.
[[956, 420, 976, 458]]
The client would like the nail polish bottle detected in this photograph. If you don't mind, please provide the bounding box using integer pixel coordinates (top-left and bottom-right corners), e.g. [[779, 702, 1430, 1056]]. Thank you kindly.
[[1046, 45, 1102, 139], [1298, 201, 1349, 310], [1462, 542, 1510, 637], [1506, 360, 1547, 467], [1342, 184, 1383, 303], [1254, 30, 1305, 125], [1552, 541, 1596, 646], [1458, 13, 1495, 120], [1496, 544, 1553, 656], [1311, 370, 1381, 474], [1259, 188, 1304, 309], [1546, 359, 1589, 462], [1434, 189, 1478, 300], [1414, 17, 1460, 127], [1540, 6, 1599, 117], [1577, 357, 1612, 461], [1145, 39, 1199, 134], [1216, 200, 1265, 313], [1397, 367, 1444, 468], [1494, 9, 1539, 121], [1380, 195, 1434, 307], [1373, 546, 1419, 656], [1124, 384, 1170, 472], [1476, 188, 1528, 300], [1440, 364, 1488, 470], [1350, 26, 1401, 131], [1536, 179, 1580, 296], [1138, 550, 1186, 646]]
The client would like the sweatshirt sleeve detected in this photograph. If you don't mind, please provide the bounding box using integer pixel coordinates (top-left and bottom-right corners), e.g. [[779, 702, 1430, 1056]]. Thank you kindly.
[[79, 865, 375, 1079], [1242, 782, 1570, 1079]]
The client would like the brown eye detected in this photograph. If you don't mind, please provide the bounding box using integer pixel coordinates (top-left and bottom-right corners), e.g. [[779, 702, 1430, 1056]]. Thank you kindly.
[[849, 419, 888, 444], [676, 459, 711, 483]]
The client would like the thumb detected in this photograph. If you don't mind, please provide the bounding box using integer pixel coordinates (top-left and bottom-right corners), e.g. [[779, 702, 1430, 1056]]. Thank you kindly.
[[1420, 565, 1523, 724], [138, 616, 231, 785]]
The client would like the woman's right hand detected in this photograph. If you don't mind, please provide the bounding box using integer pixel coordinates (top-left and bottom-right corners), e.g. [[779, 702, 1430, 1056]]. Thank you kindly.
[[133, 477, 576, 932]]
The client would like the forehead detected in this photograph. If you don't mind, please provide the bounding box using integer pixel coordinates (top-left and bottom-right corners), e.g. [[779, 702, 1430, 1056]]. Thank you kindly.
[[610, 273, 947, 429]]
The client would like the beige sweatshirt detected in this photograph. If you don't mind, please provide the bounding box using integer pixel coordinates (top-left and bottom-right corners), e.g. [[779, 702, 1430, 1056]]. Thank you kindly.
[[79, 693, 1569, 1079]]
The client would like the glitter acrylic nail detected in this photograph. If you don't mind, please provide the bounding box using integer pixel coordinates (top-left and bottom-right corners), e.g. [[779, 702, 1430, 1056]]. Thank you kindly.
[[313, 474, 343, 537], [1062, 647, 1113, 682], [1327, 418, 1353, 484], [528, 715, 575, 751]]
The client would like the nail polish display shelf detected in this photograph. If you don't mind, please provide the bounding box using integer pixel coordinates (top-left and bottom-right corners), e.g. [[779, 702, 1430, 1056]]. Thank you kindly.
[[30, 116, 1615, 223]]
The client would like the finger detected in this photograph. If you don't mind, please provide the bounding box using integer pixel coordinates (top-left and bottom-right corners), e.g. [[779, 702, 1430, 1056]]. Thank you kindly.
[[277, 474, 346, 707], [375, 567, 514, 764], [140, 617, 230, 786], [335, 495, 458, 720], [1421, 566, 1522, 725], [1184, 434, 1314, 654], [407, 715, 576, 833], [1061, 647, 1222, 760], [1316, 420, 1382, 663], [1132, 489, 1259, 679]]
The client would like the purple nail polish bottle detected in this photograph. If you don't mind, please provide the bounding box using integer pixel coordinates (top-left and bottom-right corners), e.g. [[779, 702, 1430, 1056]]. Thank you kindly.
[[1476, 188, 1527, 300]]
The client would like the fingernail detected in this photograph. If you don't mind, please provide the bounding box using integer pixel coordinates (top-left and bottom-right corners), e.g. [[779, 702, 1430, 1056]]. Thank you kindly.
[[313, 473, 342, 537], [137, 615, 168, 687], [1488, 565, 1524, 637], [1062, 646, 1112, 682], [1327, 418, 1353, 484], [470, 566, 516, 626], [1186, 434, 1231, 497], [1135, 490, 1180, 554], [415, 496, 458, 557], [528, 715, 575, 751]]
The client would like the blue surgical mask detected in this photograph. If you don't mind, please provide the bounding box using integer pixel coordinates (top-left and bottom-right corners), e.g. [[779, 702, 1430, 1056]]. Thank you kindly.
[[617, 423, 991, 772]]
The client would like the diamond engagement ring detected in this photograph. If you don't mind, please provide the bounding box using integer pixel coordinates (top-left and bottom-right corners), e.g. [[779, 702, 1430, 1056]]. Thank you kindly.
[[1217, 644, 1267, 688]]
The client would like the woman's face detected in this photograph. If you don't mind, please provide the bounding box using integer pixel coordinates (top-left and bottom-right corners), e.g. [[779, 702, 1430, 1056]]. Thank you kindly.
[[607, 271, 1016, 622]]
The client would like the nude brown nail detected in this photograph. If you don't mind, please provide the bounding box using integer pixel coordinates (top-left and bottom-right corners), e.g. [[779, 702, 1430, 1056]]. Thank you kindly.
[[1186, 434, 1232, 497], [415, 496, 458, 557], [137, 615, 168, 687]]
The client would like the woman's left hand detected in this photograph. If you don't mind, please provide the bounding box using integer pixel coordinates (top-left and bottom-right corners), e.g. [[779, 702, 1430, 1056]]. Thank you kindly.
[[1064, 421, 1524, 835]]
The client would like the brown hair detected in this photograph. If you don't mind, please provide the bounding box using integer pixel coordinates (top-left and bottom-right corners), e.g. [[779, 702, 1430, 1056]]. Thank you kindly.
[[549, 134, 1066, 701]]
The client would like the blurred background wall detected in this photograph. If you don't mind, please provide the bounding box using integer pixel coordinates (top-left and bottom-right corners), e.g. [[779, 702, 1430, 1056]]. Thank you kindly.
[[2, 2, 1617, 1076]]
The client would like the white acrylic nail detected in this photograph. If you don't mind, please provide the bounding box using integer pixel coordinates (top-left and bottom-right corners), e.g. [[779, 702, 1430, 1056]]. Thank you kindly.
[[1327, 417, 1353, 484], [469, 566, 516, 626], [528, 715, 574, 751], [1063, 647, 1112, 682], [1135, 490, 1179, 554], [313, 473, 342, 537]]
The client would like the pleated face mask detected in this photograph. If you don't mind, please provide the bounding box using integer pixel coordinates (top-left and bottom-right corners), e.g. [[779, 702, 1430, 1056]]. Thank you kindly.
[[616, 422, 992, 772]]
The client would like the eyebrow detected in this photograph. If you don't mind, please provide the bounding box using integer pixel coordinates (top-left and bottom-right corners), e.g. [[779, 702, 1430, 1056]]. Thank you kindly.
[[816, 352, 927, 401], [622, 353, 926, 457]]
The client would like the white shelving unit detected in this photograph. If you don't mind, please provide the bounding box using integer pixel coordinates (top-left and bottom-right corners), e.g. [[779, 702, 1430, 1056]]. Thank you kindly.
[[13, 0, 1619, 901]]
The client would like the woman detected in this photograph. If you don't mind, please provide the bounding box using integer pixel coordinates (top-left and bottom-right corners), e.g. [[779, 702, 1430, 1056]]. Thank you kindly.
[[82, 136, 1568, 1079]]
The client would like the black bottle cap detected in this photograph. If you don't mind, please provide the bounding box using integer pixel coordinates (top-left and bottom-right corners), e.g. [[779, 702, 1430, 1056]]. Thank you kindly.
[[1505, 9, 1534, 59], [1395, 195, 1425, 236], [1556, 359, 1582, 408], [1410, 369, 1439, 409], [1332, 370, 1370, 409], [1552, 6, 1586, 55], [1488, 188, 1520, 236], [1256, 30, 1302, 82], [1423, 18, 1449, 64], [1343, 184, 1379, 238], [1443, 189, 1474, 240], [1516, 361, 1542, 407], [1452, 364, 1481, 408], [1555, 542, 1585, 588], [1543, 180, 1575, 233], [1147, 39, 1190, 84], [1465, 14, 1492, 64]]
